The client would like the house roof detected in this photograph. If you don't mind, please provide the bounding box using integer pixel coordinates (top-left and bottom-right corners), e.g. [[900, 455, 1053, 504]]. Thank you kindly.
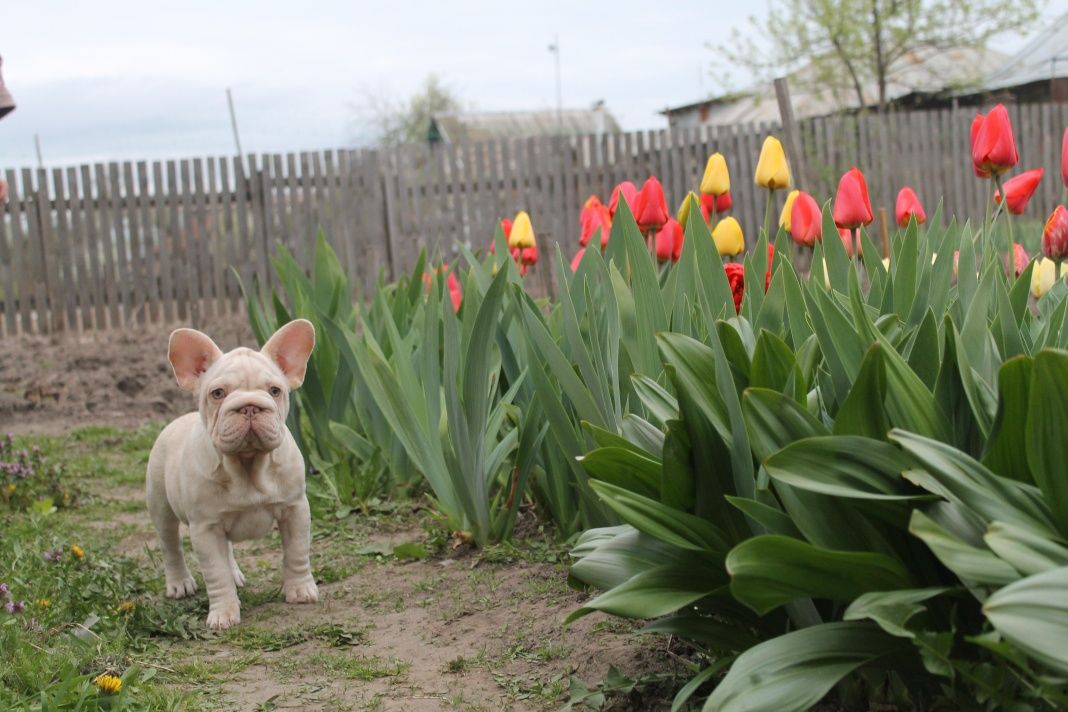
[[663, 45, 1005, 125], [977, 11, 1068, 93], [429, 108, 620, 143]]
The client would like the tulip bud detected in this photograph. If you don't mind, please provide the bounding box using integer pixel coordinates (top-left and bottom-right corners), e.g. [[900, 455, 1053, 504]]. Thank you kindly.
[[700, 192, 731, 222], [677, 191, 699, 227], [833, 167, 874, 230], [1062, 127, 1068, 189], [500, 217, 513, 239], [754, 136, 791, 189], [895, 187, 926, 228], [1006, 242, 1028, 277], [1031, 258, 1068, 299], [521, 244, 538, 266], [608, 181, 638, 218], [838, 226, 863, 258], [712, 216, 745, 257], [580, 205, 612, 249], [508, 211, 536, 249], [634, 177, 669, 234], [1043, 205, 1068, 262], [994, 168, 1044, 215], [724, 262, 745, 313], [778, 190, 800, 232], [570, 247, 586, 272], [789, 191, 822, 247], [700, 153, 730, 196], [654, 218, 684, 263], [971, 104, 1019, 177]]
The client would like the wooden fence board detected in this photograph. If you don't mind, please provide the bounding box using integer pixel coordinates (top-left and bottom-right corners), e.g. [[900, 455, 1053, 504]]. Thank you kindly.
[[3, 102, 1067, 334]]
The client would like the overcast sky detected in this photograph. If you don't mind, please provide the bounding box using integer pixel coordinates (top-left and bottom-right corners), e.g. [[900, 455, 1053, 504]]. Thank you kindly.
[[0, 0, 1063, 167]]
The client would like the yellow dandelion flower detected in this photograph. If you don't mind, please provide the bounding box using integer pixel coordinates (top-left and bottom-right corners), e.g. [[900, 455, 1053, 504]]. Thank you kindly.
[[36, 598, 50, 609], [115, 601, 135, 614], [94, 674, 122, 695], [6, 483, 15, 493], [70, 545, 85, 560]]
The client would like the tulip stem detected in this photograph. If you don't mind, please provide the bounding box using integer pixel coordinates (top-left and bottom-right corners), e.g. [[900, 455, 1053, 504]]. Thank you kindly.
[[851, 227, 859, 261], [763, 190, 775, 246], [992, 174, 1014, 276]]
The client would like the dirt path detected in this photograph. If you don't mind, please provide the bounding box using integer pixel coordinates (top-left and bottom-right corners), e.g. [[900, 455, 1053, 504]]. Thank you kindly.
[[64, 430, 681, 711]]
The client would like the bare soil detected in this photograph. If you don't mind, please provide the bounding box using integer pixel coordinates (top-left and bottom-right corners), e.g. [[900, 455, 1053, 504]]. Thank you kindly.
[[0, 317, 252, 434]]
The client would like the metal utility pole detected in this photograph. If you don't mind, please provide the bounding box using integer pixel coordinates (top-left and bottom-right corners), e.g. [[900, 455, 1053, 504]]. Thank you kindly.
[[548, 37, 562, 131], [226, 87, 244, 164]]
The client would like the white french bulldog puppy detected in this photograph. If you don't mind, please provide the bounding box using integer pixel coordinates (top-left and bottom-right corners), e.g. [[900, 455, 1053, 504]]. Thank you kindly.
[[146, 319, 318, 630]]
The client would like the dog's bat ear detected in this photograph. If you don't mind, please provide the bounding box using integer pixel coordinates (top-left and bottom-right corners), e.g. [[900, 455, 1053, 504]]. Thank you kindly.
[[168, 329, 224, 392], [261, 319, 315, 389]]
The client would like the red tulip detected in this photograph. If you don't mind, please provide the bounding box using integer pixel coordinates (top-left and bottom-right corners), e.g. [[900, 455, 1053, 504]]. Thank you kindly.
[[634, 177, 669, 233], [1062, 127, 1068, 189], [446, 272, 462, 311], [994, 168, 1044, 215], [833, 167, 873, 230], [725, 262, 745, 313], [895, 187, 926, 227], [765, 243, 775, 291], [838, 226, 863, 258], [510, 247, 521, 264], [581, 204, 612, 248], [570, 247, 586, 272], [699, 192, 732, 224], [521, 244, 538, 265], [608, 181, 638, 218], [501, 217, 513, 238], [654, 218, 684, 263], [1006, 242, 1028, 277], [971, 104, 1018, 177], [1043, 205, 1068, 261], [970, 115, 989, 178], [790, 191, 822, 246]]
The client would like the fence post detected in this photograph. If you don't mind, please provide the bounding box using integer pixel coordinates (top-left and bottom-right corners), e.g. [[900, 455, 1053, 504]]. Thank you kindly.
[[379, 154, 399, 281], [32, 179, 64, 335], [774, 77, 810, 190]]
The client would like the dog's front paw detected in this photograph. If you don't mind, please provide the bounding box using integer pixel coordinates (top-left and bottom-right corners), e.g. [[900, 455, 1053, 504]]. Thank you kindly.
[[231, 564, 246, 588], [165, 575, 197, 599], [283, 577, 319, 604], [206, 601, 241, 630]]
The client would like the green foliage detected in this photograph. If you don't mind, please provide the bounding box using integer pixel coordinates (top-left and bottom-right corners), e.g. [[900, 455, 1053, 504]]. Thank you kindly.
[[563, 206, 1068, 710], [0, 433, 77, 513], [241, 183, 1068, 708]]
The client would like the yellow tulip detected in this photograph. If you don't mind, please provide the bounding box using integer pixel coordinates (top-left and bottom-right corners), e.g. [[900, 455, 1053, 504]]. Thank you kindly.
[[881, 257, 891, 271], [712, 217, 745, 257], [754, 136, 791, 190], [677, 191, 699, 227], [508, 211, 535, 249], [778, 190, 800, 231], [700, 153, 730, 196], [1031, 258, 1068, 299]]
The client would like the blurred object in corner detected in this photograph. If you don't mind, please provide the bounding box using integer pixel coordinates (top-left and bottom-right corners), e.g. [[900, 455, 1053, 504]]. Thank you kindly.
[[0, 55, 15, 120]]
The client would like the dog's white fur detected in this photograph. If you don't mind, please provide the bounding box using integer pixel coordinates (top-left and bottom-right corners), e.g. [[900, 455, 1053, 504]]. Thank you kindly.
[[146, 319, 318, 630]]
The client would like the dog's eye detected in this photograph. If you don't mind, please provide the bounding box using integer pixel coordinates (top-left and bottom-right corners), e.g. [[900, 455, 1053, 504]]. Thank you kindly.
[[269, 386, 283, 397], [210, 388, 225, 400]]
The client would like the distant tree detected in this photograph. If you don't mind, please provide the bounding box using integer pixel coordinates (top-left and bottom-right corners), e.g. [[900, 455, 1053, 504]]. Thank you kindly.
[[353, 75, 462, 146], [719, 0, 1042, 112]]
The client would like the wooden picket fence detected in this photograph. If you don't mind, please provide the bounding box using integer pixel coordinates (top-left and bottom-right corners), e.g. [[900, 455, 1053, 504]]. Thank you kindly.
[[3, 100, 1068, 336]]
